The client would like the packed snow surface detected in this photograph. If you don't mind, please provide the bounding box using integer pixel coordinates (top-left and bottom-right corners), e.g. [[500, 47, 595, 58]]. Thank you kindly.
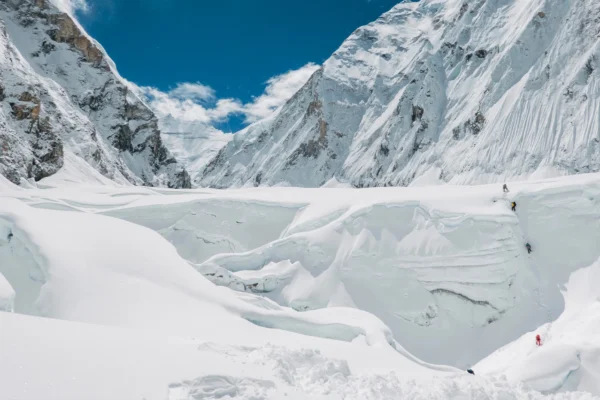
[[1, 172, 600, 398]]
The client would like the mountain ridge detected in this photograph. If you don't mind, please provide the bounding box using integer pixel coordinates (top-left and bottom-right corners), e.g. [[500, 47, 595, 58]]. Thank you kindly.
[[0, 0, 191, 188], [198, 0, 600, 188]]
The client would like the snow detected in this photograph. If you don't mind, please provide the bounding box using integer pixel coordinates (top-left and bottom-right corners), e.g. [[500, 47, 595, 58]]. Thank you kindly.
[[477, 258, 600, 394], [90, 172, 600, 368], [1, 313, 595, 400], [0, 271, 15, 312], [0, 170, 599, 398], [36, 150, 123, 188]]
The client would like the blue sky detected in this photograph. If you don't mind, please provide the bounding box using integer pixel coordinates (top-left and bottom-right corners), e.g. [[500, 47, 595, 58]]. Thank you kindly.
[[63, 0, 407, 131]]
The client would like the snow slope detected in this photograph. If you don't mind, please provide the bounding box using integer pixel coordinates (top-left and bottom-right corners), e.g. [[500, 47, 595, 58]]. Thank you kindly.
[[477, 258, 600, 395], [0, 0, 190, 187], [199, 0, 600, 188]]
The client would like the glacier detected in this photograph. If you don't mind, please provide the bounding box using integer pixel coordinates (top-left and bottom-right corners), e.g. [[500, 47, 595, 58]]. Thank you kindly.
[[102, 172, 600, 368], [1, 171, 599, 398]]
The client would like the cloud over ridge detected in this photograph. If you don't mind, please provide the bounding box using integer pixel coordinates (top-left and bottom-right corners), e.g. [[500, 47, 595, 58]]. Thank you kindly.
[[131, 63, 320, 132]]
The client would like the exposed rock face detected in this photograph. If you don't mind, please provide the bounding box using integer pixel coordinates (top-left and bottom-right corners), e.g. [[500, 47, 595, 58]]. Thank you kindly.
[[0, 0, 190, 187], [199, 0, 600, 188], [46, 12, 104, 67]]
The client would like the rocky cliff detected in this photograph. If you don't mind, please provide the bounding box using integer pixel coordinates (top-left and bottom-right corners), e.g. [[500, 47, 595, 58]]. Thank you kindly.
[[0, 0, 190, 187]]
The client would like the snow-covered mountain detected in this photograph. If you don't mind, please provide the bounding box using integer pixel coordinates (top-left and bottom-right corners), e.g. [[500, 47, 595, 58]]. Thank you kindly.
[[199, 0, 600, 188], [0, 0, 191, 188]]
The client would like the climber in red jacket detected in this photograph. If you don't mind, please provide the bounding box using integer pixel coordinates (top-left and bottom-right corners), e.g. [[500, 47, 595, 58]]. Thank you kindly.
[[536, 334, 542, 346]]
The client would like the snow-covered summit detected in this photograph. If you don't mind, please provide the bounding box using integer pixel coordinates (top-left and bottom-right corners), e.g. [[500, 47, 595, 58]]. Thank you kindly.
[[0, 0, 191, 188], [199, 0, 600, 188]]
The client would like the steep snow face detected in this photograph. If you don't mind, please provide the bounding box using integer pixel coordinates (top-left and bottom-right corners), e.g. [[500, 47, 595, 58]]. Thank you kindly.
[[200, 0, 600, 188], [0, 0, 190, 188]]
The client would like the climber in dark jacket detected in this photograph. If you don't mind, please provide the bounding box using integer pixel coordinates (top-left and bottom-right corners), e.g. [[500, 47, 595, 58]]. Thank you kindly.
[[503, 184, 509, 193], [526, 243, 532, 254], [511, 201, 517, 212]]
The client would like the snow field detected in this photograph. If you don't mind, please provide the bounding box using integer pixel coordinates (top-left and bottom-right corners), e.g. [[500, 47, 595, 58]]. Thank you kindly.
[[1, 312, 596, 400], [1, 173, 600, 397]]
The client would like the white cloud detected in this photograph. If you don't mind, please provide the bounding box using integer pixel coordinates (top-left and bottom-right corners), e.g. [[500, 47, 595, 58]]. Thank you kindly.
[[168, 82, 215, 102], [49, 0, 88, 15], [128, 62, 320, 132], [139, 86, 215, 124], [208, 98, 244, 121], [243, 62, 320, 123], [132, 84, 241, 127]]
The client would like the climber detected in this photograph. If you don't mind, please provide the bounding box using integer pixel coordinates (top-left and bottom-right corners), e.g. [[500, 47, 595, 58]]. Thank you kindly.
[[467, 369, 475, 375], [511, 201, 517, 212], [536, 334, 542, 346], [7, 232, 12, 242], [526, 243, 532, 254], [503, 184, 509, 193]]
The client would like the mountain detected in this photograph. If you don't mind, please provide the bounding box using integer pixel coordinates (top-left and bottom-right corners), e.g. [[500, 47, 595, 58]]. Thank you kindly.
[[0, 0, 191, 188], [199, 0, 600, 188], [158, 116, 232, 186]]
